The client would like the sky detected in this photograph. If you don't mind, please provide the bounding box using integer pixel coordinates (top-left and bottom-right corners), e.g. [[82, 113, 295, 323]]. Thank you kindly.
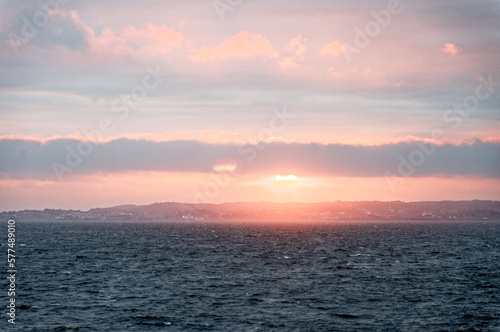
[[0, 0, 499, 211]]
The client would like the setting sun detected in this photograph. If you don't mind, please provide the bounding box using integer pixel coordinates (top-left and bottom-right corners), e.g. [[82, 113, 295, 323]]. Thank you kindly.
[[275, 174, 298, 181]]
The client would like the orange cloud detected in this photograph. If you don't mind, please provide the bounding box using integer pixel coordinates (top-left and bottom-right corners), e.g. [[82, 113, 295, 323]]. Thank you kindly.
[[441, 42, 461, 56], [190, 30, 278, 62], [319, 41, 345, 56]]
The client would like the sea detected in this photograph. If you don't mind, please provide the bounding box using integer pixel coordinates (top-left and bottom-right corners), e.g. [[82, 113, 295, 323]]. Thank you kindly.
[[2, 219, 500, 331]]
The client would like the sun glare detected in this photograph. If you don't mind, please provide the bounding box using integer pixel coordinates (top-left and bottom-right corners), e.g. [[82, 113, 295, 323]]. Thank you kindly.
[[275, 174, 298, 181]]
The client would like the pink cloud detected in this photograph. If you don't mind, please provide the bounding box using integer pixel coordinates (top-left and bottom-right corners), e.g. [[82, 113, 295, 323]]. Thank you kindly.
[[190, 30, 278, 62], [287, 35, 306, 56], [441, 42, 461, 56], [278, 57, 299, 70], [56, 11, 130, 61], [121, 24, 184, 56], [319, 41, 345, 56], [64, 11, 184, 61], [86, 27, 133, 61]]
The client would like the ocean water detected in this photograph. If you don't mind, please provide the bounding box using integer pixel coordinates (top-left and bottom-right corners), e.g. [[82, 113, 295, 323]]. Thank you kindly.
[[3, 219, 500, 331]]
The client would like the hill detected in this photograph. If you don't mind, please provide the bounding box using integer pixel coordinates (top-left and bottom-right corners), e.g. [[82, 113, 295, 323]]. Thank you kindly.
[[2, 200, 500, 221]]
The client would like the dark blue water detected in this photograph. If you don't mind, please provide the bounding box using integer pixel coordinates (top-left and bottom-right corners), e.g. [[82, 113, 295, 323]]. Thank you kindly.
[[2, 220, 500, 331]]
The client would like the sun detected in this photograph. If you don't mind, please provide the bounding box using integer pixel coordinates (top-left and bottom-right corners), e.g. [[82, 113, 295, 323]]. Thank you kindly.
[[275, 174, 298, 182]]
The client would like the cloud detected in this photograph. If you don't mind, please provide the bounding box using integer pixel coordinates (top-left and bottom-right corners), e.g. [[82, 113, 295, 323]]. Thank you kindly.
[[121, 23, 184, 56], [278, 57, 298, 70], [1, 1, 499, 144], [190, 30, 278, 62], [441, 42, 461, 56], [319, 41, 345, 56], [79, 14, 184, 61], [287, 35, 306, 56], [1, 137, 499, 180], [3, 8, 184, 62]]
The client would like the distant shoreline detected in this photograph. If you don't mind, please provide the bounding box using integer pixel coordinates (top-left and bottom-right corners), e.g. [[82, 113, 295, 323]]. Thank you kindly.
[[2, 200, 499, 222]]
